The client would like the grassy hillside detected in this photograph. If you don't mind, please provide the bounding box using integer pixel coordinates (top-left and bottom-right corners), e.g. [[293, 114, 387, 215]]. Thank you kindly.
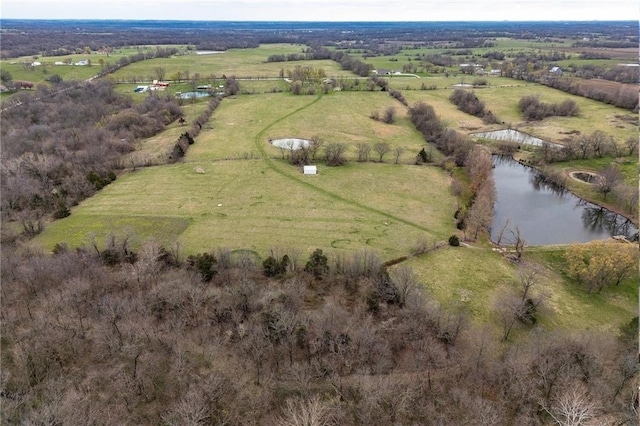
[[34, 91, 457, 257]]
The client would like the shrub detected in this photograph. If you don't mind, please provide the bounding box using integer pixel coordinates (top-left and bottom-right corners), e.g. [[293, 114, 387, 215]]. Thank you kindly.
[[53, 203, 71, 219], [448, 235, 460, 246], [86, 170, 116, 190], [304, 249, 329, 278], [263, 255, 290, 278], [518, 95, 580, 121], [187, 252, 218, 282]]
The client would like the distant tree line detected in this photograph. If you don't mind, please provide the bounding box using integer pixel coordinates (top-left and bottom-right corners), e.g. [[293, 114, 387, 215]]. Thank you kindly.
[[568, 63, 639, 84], [96, 46, 179, 78], [541, 77, 638, 111]]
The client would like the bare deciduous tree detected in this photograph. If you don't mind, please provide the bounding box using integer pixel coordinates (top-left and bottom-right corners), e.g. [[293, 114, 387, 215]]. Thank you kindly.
[[324, 142, 347, 166], [382, 106, 396, 124], [373, 142, 391, 162], [595, 165, 621, 200], [355, 142, 371, 162], [544, 385, 600, 426], [390, 265, 421, 308], [393, 146, 404, 164], [278, 395, 336, 426]]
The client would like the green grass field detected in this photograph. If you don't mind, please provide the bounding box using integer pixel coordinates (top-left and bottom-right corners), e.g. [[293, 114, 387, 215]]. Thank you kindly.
[[24, 42, 639, 336], [35, 90, 457, 258], [398, 82, 638, 144], [108, 44, 351, 82], [402, 244, 637, 336]]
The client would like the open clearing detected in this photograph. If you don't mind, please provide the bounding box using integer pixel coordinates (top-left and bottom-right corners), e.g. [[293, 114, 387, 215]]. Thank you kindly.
[[36, 160, 454, 257], [35, 90, 456, 257], [404, 245, 637, 336]]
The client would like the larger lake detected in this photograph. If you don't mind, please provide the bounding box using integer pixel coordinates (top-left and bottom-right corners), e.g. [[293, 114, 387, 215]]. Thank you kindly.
[[491, 156, 638, 245]]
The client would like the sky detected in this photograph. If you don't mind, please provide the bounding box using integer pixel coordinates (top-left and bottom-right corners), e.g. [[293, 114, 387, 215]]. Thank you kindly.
[[1, 0, 637, 21]]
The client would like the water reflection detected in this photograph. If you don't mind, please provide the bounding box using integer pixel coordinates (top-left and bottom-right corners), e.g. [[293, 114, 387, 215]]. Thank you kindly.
[[530, 173, 566, 195], [490, 156, 638, 245], [581, 205, 638, 241]]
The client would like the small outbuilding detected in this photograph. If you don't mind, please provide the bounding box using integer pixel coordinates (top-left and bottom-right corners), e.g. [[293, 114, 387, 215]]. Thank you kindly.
[[303, 165, 317, 175], [549, 66, 563, 75]]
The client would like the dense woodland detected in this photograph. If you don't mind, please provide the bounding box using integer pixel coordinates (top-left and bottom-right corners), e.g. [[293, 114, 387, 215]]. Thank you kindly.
[[0, 82, 183, 235], [1, 242, 637, 425]]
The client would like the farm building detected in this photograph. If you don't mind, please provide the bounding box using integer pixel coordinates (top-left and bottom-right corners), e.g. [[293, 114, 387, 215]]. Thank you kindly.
[[151, 81, 170, 91], [549, 66, 563, 75], [303, 165, 317, 175]]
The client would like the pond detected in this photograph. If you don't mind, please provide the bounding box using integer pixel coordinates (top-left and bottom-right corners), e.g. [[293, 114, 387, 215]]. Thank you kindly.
[[177, 91, 211, 99], [270, 138, 310, 150], [491, 156, 637, 245], [472, 129, 562, 148]]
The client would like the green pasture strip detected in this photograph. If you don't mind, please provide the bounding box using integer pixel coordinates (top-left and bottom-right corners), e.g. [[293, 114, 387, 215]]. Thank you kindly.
[[556, 157, 638, 186], [491, 37, 572, 50], [526, 246, 638, 332], [403, 246, 517, 323], [238, 79, 289, 94], [33, 214, 190, 251], [33, 161, 439, 258], [263, 91, 426, 161], [185, 93, 313, 161], [385, 76, 527, 90], [0, 61, 98, 85], [403, 244, 637, 335], [125, 102, 211, 164], [107, 44, 352, 81], [0, 46, 170, 84], [469, 84, 638, 143], [303, 162, 457, 238], [554, 59, 628, 68], [545, 157, 638, 214], [402, 88, 487, 131]]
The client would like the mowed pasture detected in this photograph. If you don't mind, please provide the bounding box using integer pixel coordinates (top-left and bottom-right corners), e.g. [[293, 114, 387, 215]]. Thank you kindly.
[[108, 44, 352, 81], [34, 91, 457, 257], [397, 81, 638, 144]]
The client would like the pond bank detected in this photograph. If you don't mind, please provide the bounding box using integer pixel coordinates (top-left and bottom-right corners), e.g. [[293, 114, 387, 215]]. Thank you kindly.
[[491, 155, 638, 245]]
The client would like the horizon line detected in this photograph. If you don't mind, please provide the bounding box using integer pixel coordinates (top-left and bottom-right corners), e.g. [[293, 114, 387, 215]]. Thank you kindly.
[[1, 18, 636, 23]]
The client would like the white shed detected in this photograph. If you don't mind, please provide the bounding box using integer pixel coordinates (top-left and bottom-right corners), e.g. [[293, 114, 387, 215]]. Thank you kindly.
[[303, 165, 317, 175]]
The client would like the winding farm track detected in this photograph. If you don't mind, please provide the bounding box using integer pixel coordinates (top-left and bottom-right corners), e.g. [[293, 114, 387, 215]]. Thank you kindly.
[[252, 93, 441, 237]]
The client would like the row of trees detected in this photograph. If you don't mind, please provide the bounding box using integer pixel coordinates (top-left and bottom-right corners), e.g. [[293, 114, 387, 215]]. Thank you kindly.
[[1, 238, 636, 424], [542, 76, 639, 111], [449, 88, 500, 124], [409, 101, 473, 167], [279, 136, 412, 167]]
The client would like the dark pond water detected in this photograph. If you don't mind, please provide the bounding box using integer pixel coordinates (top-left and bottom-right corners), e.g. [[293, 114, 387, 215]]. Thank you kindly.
[[491, 156, 638, 245]]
